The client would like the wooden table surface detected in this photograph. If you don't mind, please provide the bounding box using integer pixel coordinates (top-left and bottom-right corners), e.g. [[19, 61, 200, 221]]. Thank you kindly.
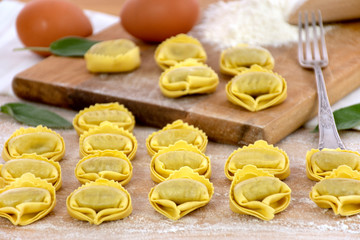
[[4, 1, 360, 239], [1, 94, 360, 240]]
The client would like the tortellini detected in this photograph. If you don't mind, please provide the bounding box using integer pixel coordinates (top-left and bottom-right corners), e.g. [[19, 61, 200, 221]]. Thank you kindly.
[[229, 165, 291, 221], [0, 178, 6, 189], [146, 119, 208, 156], [306, 148, 360, 181], [150, 140, 211, 182], [159, 59, 219, 98], [225, 65, 287, 112], [154, 34, 207, 70], [310, 165, 360, 216], [84, 39, 140, 73], [0, 154, 62, 191], [79, 121, 137, 160], [149, 166, 214, 220], [0, 173, 56, 225], [224, 140, 290, 180], [2, 125, 65, 162], [75, 150, 133, 186], [73, 102, 135, 135], [220, 44, 274, 75], [66, 178, 132, 225]]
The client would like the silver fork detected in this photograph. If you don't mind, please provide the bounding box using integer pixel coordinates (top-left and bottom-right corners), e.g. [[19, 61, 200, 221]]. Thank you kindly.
[[298, 10, 345, 150]]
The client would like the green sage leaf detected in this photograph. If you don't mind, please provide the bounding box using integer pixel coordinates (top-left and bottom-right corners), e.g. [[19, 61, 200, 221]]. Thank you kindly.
[[314, 103, 360, 131], [334, 103, 360, 130], [49, 37, 99, 57], [0, 102, 73, 129]]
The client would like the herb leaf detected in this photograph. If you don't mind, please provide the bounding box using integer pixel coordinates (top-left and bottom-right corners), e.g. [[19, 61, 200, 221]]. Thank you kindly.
[[0, 102, 73, 129], [314, 103, 360, 131], [334, 103, 360, 130], [49, 37, 99, 57]]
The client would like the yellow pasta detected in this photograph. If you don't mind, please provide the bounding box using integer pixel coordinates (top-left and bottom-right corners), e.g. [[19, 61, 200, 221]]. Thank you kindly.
[[306, 148, 360, 181], [159, 59, 219, 98], [73, 102, 135, 135], [75, 150, 133, 186], [149, 166, 213, 220], [225, 140, 290, 180], [225, 65, 287, 112], [0, 178, 6, 189], [220, 44, 274, 75], [229, 165, 291, 221], [150, 140, 211, 182], [0, 173, 56, 225], [310, 165, 360, 216], [146, 119, 208, 156], [154, 34, 207, 70], [2, 125, 65, 162], [85, 39, 140, 73], [66, 178, 132, 225], [79, 121, 137, 160], [0, 154, 62, 191]]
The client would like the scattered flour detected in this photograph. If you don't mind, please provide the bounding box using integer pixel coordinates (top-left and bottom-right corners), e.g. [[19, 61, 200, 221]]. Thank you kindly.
[[191, 0, 302, 49]]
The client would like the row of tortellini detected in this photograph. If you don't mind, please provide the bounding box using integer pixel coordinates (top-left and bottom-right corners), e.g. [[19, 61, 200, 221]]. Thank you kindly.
[[0, 102, 137, 225], [224, 140, 360, 219], [305, 148, 360, 216], [154, 34, 287, 111], [85, 34, 287, 111], [0, 125, 66, 225], [155, 34, 219, 98], [71, 104, 214, 222], [221, 44, 287, 112], [226, 142, 360, 219], [74, 103, 301, 220], [224, 140, 291, 221], [145, 120, 213, 220], [70, 104, 360, 220], [66, 102, 138, 224], [144, 120, 293, 221], [145, 125, 294, 221]]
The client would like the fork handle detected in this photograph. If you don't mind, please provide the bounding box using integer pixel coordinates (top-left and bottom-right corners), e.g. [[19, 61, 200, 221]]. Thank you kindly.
[[314, 64, 345, 150]]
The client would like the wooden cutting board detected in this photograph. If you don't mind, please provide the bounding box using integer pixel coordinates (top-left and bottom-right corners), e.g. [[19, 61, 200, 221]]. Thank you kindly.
[[12, 20, 360, 145]]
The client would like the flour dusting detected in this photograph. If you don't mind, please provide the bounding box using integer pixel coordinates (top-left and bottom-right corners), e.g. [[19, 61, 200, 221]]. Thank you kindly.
[[190, 0, 300, 49]]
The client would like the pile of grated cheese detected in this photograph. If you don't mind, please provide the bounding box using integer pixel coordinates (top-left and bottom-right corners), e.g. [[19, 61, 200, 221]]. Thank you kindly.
[[190, 0, 302, 50]]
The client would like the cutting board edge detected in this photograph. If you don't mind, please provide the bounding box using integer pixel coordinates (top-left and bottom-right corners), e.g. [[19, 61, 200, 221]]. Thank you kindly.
[[12, 75, 273, 145], [12, 75, 75, 108]]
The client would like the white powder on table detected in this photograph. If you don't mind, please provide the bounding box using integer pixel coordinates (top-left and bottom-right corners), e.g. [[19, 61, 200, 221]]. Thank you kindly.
[[191, 0, 302, 49]]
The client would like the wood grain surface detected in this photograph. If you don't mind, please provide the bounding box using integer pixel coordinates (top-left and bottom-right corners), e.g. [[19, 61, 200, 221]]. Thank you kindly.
[[13, 1, 360, 146]]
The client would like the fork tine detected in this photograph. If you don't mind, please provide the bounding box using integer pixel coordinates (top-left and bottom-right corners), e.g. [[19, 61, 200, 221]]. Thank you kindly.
[[298, 12, 304, 63], [298, 10, 328, 67], [311, 11, 321, 61], [318, 10, 328, 62], [304, 12, 313, 62]]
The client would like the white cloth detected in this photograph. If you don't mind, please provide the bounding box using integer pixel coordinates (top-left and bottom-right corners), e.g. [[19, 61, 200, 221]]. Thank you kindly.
[[0, 0, 358, 129]]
